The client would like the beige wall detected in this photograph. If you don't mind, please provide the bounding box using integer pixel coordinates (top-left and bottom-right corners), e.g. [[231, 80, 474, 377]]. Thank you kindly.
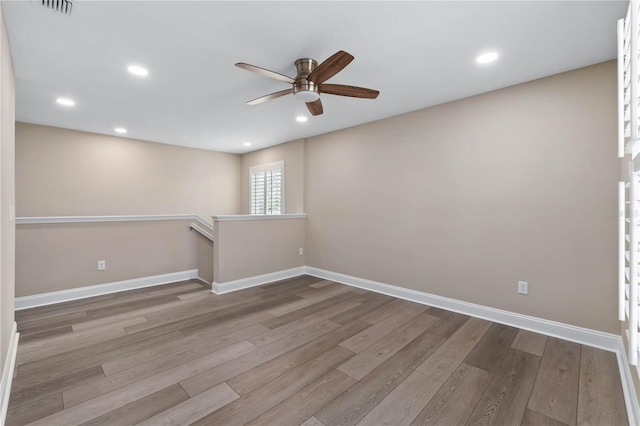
[[241, 139, 305, 214], [16, 220, 202, 297], [16, 123, 242, 220], [213, 217, 305, 283], [15, 124, 242, 296], [13, 61, 620, 337], [0, 3, 15, 372], [305, 61, 619, 333], [194, 230, 213, 284]]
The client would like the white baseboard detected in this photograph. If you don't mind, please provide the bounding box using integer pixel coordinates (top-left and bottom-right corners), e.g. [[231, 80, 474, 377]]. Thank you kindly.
[[212, 267, 306, 295], [616, 338, 640, 426], [15, 269, 199, 310], [304, 267, 621, 352], [0, 322, 19, 425], [304, 267, 640, 423]]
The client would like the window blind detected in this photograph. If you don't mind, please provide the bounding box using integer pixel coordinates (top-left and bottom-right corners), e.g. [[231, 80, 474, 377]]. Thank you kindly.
[[250, 161, 284, 215]]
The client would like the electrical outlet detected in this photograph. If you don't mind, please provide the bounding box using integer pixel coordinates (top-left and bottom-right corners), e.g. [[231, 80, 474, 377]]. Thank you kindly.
[[299, 248, 304, 256], [518, 280, 528, 295], [98, 260, 106, 271]]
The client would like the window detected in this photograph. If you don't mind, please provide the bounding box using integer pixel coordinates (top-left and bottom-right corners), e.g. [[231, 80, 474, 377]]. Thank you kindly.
[[250, 161, 284, 215]]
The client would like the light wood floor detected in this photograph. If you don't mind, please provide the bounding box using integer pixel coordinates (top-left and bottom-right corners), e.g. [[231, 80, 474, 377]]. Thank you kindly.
[[7, 275, 628, 425]]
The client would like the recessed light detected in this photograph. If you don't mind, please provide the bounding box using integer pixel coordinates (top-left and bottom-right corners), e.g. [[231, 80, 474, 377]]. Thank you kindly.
[[243, 142, 252, 147], [476, 51, 499, 64], [114, 128, 127, 134], [296, 115, 308, 123], [56, 97, 75, 107], [127, 65, 149, 77]]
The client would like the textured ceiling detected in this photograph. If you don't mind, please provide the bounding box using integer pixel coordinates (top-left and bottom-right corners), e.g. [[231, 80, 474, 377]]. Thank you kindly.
[[2, 1, 628, 153]]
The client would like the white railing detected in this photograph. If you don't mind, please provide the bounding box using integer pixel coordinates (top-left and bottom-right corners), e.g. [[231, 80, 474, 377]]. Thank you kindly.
[[16, 214, 214, 230], [189, 222, 214, 242]]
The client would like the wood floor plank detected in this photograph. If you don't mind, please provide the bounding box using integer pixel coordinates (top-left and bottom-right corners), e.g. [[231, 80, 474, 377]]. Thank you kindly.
[[191, 346, 355, 426], [527, 337, 581, 425], [78, 383, 190, 426], [309, 280, 335, 289], [422, 307, 450, 318], [177, 294, 303, 337], [122, 294, 289, 336], [33, 341, 254, 424], [340, 303, 428, 353], [63, 340, 255, 408], [260, 292, 360, 330], [70, 314, 147, 333], [83, 294, 185, 318], [522, 409, 570, 426], [139, 291, 260, 325], [180, 319, 341, 397], [46, 297, 190, 337], [181, 310, 274, 338], [6, 393, 63, 426], [356, 370, 441, 426], [20, 315, 147, 353], [18, 325, 73, 344], [464, 323, 519, 374], [259, 275, 323, 290], [15, 294, 115, 322], [423, 311, 470, 339], [16, 329, 127, 365], [19, 321, 138, 354], [17, 311, 88, 332], [302, 416, 327, 426], [228, 320, 368, 395], [254, 280, 320, 300], [247, 370, 356, 426], [267, 286, 352, 316], [44, 285, 201, 326], [410, 363, 491, 426], [359, 298, 414, 325], [577, 346, 628, 426], [467, 348, 541, 426], [176, 289, 211, 300], [296, 282, 343, 298], [329, 293, 396, 325], [9, 365, 104, 409], [146, 281, 205, 296], [247, 299, 361, 347], [416, 316, 491, 382], [136, 383, 239, 426], [317, 329, 446, 426], [15, 330, 185, 385], [338, 312, 440, 380], [511, 329, 548, 357], [102, 323, 267, 376]]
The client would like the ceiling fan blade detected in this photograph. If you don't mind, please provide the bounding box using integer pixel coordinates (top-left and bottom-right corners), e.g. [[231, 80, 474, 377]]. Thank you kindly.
[[320, 84, 379, 99], [307, 51, 354, 84], [246, 89, 293, 105], [235, 63, 295, 84], [306, 99, 323, 116]]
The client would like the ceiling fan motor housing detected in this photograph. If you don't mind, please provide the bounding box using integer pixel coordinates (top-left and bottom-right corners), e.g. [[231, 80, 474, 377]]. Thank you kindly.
[[293, 58, 320, 102]]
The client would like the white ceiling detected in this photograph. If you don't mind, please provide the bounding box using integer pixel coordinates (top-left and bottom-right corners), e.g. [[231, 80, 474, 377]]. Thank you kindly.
[[2, 1, 628, 154]]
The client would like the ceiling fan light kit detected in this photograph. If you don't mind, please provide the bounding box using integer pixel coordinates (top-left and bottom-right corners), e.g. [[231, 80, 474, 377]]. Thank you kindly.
[[236, 50, 379, 116], [293, 58, 320, 102]]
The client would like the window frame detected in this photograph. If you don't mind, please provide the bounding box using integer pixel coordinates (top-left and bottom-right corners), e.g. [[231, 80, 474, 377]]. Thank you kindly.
[[249, 160, 285, 215]]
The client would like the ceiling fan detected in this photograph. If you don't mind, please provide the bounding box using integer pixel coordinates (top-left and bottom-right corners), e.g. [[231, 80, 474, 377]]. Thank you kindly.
[[235, 50, 379, 116]]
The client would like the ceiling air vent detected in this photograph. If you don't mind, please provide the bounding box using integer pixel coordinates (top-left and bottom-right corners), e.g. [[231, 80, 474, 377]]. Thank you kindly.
[[41, 0, 73, 15]]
